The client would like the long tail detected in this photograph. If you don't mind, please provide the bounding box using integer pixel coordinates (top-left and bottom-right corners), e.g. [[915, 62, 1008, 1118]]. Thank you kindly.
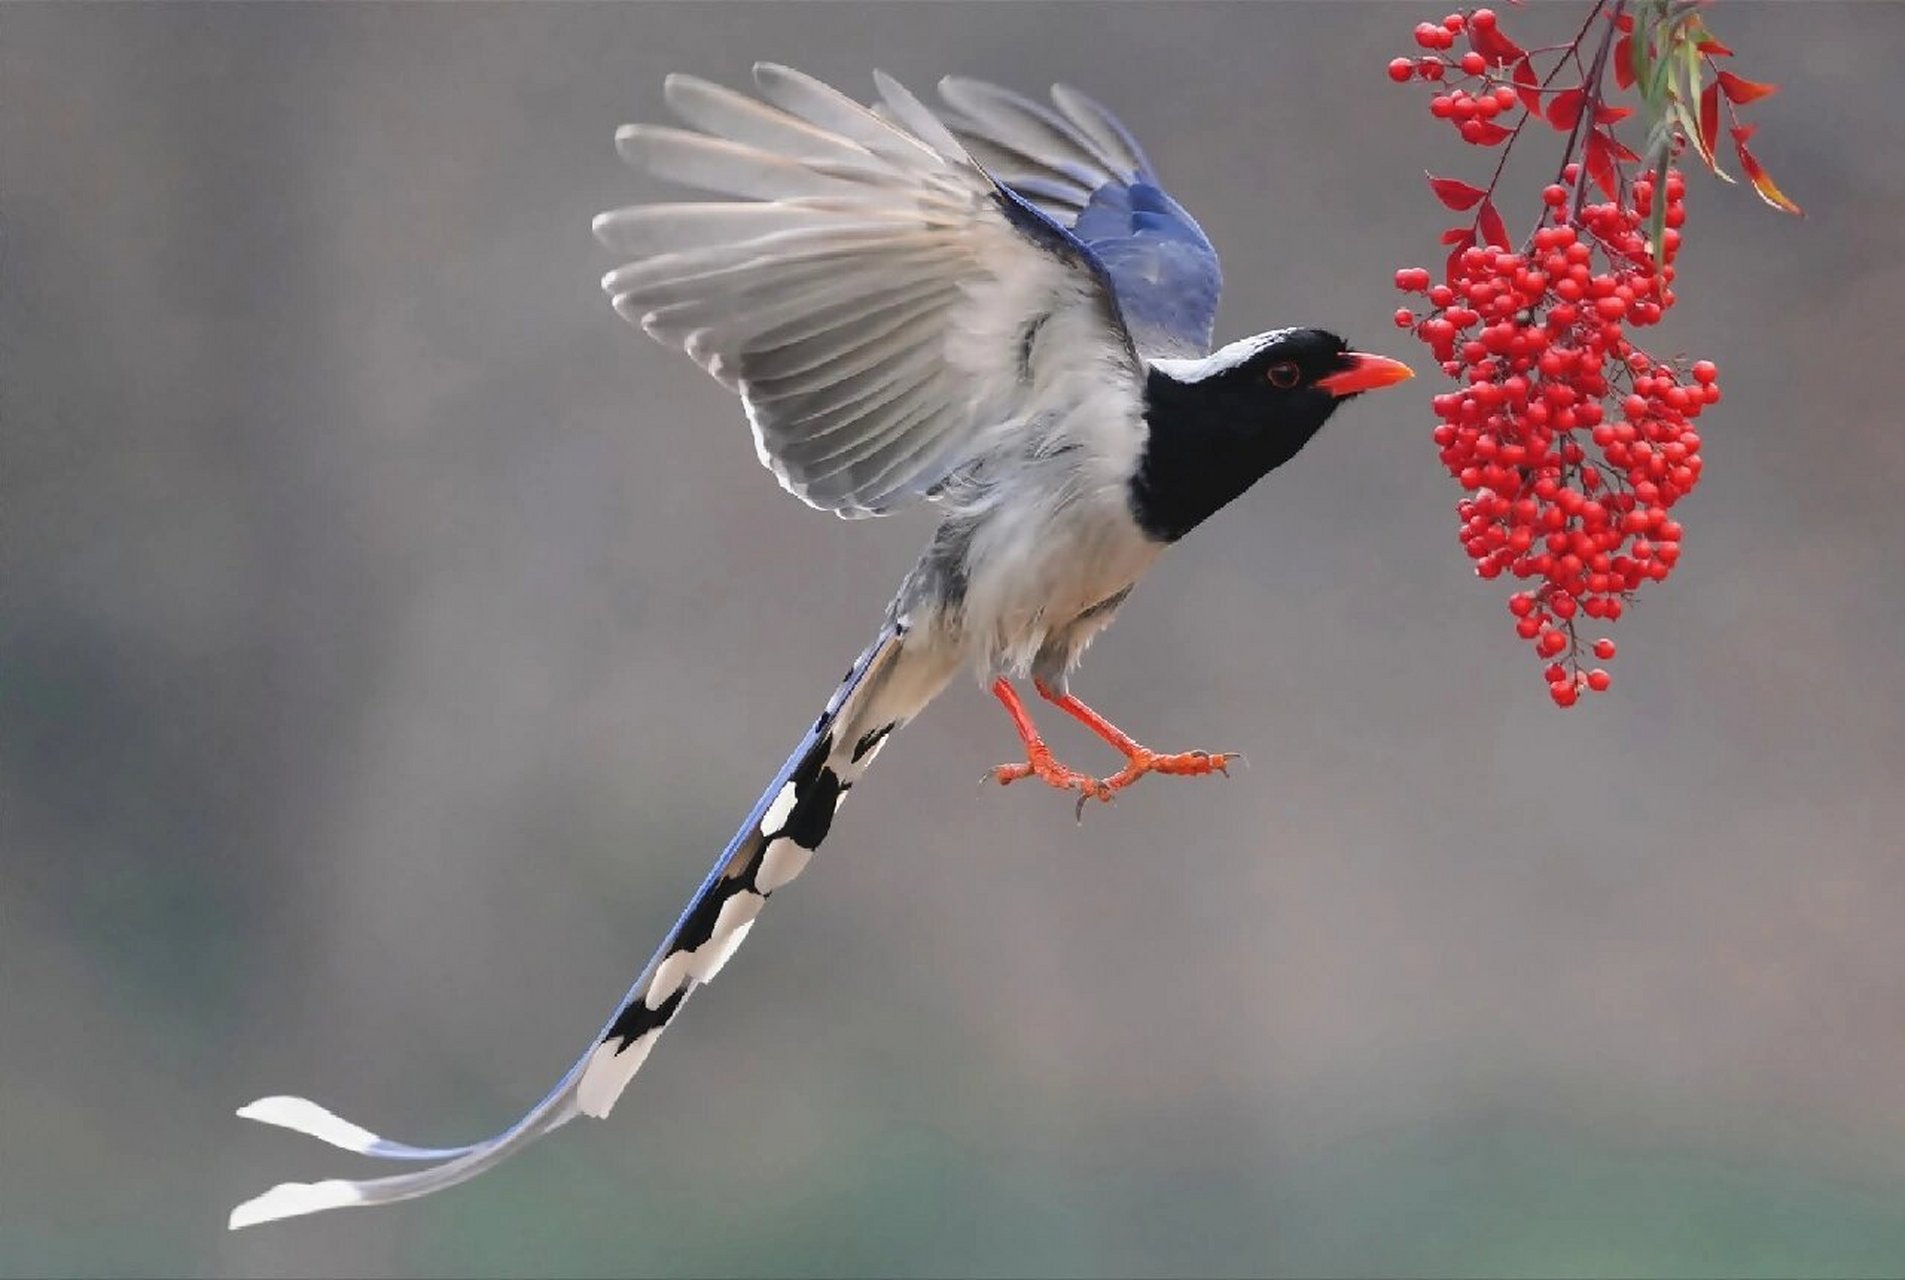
[[230, 625, 914, 1229]]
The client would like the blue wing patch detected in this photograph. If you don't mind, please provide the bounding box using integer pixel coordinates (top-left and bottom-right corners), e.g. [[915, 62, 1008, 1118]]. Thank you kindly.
[[940, 77, 1222, 358]]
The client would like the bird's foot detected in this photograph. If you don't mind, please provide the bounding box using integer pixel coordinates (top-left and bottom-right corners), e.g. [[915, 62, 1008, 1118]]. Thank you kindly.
[[988, 677, 1240, 819], [1102, 746, 1239, 792], [988, 741, 1116, 808]]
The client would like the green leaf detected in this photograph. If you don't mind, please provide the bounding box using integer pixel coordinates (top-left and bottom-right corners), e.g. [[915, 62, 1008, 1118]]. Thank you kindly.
[[1673, 35, 1734, 182], [1646, 34, 1678, 102], [1642, 114, 1676, 168], [1648, 151, 1671, 274], [1679, 24, 1705, 107], [1629, 32, 1651, 98], [1669, 97, 1730, 180], [1667, 0, 1708, 29]]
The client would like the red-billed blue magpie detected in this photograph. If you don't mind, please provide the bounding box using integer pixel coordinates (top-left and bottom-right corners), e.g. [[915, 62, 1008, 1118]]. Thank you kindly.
[[229, 65, 1412, 1229]]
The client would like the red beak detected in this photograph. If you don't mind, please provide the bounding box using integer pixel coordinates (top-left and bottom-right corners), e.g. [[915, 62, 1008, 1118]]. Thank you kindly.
[[1317, 352, 1415, 398]]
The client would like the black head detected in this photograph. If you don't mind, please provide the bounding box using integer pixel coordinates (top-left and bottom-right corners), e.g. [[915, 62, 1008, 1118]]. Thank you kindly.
[[1130, 328, 1413, 541]]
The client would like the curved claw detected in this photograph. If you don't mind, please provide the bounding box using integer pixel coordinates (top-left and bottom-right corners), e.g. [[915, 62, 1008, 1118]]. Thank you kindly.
[[990, 748, 1114, 808], [1189, 750, 1243, 778]]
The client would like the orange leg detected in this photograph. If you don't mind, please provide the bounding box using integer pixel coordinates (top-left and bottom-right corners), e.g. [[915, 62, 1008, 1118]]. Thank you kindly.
[[987, 679, 1115, 806], [987, 677, 1236, 815], [1032, 679, 1238, 793]]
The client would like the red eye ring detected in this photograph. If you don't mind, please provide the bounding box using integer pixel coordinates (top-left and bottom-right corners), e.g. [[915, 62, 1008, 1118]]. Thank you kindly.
[[1267, 360, 1301, 389]]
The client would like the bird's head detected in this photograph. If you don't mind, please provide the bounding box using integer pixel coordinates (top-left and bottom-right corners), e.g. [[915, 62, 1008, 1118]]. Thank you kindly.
[[1150, 326, 1415, 439], [1134, 328, 1414, 541]]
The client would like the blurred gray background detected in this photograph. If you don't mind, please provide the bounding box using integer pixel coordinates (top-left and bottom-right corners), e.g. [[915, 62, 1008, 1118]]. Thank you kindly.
[[7, 3, 1905, 1276]]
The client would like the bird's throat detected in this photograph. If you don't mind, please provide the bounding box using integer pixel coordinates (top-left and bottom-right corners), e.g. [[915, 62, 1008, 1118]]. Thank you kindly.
[[1127, 369, 1327, 542]]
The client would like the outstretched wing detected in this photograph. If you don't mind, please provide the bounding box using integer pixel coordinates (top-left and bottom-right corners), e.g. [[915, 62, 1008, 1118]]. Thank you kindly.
[[595, 65, 1145, 519], [936, 77, 1223, 359]]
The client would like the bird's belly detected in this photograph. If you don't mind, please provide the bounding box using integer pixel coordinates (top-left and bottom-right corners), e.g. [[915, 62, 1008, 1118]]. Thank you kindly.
[[957, 488, 1163, 679]]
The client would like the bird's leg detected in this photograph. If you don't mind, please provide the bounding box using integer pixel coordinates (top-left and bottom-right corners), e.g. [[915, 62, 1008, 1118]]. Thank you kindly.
[[986, 678, 1115, 805], [1032, 679, 1237, 793]]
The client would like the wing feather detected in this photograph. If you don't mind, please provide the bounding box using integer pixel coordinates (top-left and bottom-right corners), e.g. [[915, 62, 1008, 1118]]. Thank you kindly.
[[938, 77, 1221, 358], [595, 64, 1144, 518], [741, 285, 957, 379], [1049, 83, 1157, 178], [938, 77, 1119, 187]]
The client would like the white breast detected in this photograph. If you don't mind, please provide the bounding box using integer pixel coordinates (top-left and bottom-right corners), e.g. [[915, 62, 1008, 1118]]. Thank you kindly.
[[950, 396, 1163, 679]]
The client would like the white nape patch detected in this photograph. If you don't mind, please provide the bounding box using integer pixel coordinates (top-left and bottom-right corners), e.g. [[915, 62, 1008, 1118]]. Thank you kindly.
[[759, 781, 799, 836], [235, 1096, 383, 1155], [645, 949, 695, 1009], [1150, 328, 1300, 383], [576, 1028, 660, 1119], [228, 1178, 365, 1231], [755, 837, 814, 894]]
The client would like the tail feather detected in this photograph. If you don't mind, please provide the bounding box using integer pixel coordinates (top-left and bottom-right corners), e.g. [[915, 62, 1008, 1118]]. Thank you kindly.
[[230, 626, 909, 1229]]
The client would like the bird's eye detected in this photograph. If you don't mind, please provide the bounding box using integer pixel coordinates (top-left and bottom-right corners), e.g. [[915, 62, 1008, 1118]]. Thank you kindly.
[[1266, 361, 1301, 389]]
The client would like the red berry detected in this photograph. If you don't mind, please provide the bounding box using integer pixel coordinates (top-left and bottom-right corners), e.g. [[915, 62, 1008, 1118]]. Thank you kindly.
[[1389, 57, 1416, 82]]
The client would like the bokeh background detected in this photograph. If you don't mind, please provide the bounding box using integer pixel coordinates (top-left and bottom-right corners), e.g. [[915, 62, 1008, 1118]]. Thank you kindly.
[[8, 3, 1905, 1276]]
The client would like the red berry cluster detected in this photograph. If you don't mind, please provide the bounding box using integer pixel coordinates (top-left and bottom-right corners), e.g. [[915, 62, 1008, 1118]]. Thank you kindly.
[[1393, 165, 1719, 706], [1389, 10, 1527, 145]]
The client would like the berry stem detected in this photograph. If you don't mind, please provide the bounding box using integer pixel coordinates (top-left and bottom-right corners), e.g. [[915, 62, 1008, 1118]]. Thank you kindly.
[[1465, 0, 1617, 251], [1564, 0, 1627, 225]]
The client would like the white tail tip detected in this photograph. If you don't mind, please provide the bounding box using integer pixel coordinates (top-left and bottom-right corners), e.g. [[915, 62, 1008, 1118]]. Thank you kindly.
[[236, 1096, 386, 1154], [228, 1178, 364, 1230]]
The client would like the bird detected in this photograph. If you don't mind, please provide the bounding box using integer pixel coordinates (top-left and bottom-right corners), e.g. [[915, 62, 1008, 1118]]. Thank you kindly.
[[228, 64, 1413, 1229]]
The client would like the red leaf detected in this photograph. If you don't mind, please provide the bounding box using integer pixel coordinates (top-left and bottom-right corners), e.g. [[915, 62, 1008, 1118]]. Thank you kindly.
[[1427, 173, 1487, 211], [1513, 56, 1542, 114], [1731, 122, 1759, 144], [1607, 134, 1641, 163], [1470, 22, 1524, 66], [1696, 81, 1721, 170], [1736, 142, 1802, 215], [1465, 120, 1514, 146], [1717, 71, 1778, 103], [1595, 104, 1633, 125], [1445, 230, 1476, 285], [1441, 225, 1474, 245], [1548, 88, 1583, 130], [1585, 130, 1619, 200], [1477, 198, 1510, 250], [1613, 34, 1634, 90], [1697, 36, 1735, 56]]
